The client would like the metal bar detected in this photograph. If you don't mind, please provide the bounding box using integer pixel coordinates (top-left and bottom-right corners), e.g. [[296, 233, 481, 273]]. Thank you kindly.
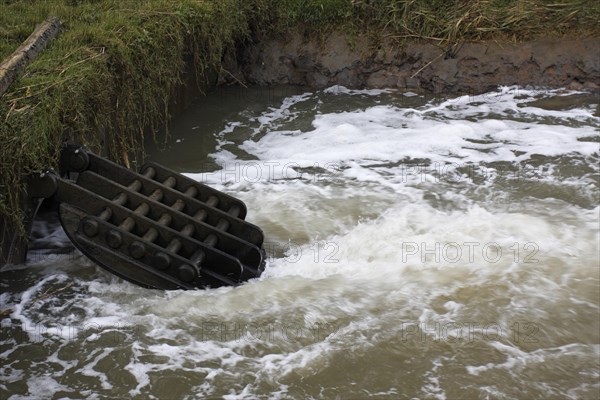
[[130, 186, 198, 260], [190, 204, 245, 275], [82, 169, 151, 238]]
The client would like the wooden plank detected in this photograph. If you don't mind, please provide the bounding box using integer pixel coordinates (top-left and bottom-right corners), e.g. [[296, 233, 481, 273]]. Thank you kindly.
[[0, 17, 61, 97]]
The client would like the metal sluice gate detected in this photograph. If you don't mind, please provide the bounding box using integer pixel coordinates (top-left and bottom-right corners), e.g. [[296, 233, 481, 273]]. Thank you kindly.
[[28, 144, 265, 290]]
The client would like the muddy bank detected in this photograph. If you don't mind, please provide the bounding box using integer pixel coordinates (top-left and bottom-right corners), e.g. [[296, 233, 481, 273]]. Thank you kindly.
[[234, 33, 600, 93]]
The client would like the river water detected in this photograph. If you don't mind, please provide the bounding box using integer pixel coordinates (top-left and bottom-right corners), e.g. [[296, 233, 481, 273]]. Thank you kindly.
[[1, 86, 599, 399]]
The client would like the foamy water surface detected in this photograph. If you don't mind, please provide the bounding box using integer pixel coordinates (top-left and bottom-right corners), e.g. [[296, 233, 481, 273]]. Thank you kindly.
[[1, 86, 599, 399]]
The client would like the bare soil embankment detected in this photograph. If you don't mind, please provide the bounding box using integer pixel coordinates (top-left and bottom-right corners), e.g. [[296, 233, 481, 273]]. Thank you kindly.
[[234, 33, 600, 93]]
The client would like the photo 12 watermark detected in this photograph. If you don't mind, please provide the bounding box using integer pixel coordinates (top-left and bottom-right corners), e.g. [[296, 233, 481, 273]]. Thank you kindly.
[[0, 320, 138, 345], [199, 319, 339, 343], [192, 161, 343, 184], [25, 240, 539, 266], [263, 240, 340, 264], [186, 160, 559, 187], [401, 241, 539, 264], [2, 318, 541, 346], [0, 319, 340, 346], [399, 321, 540, 344]]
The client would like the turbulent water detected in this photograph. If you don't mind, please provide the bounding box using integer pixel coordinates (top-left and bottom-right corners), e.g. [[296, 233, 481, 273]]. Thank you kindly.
[[1, 86, 599, 399]]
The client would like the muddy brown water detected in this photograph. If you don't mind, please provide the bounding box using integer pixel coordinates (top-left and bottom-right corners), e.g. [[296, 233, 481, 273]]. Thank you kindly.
[[1, 85, 599, 399]]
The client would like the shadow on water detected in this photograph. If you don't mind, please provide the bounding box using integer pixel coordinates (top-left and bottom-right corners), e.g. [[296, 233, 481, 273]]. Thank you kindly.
[[144, 86, 308, 172]]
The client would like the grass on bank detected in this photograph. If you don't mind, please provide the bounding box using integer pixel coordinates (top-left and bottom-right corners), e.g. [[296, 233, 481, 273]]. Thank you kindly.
[[0, 0, 273, 235], [1, 0, 599, 236], [271, 0, 600, 40]]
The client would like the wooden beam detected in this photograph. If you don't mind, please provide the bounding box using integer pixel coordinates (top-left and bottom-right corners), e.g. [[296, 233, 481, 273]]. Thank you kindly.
[[0, 17, 61, 97]]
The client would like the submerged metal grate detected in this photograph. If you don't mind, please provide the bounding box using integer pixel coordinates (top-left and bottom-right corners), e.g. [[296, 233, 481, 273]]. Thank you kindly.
[[32, 144, 265, 290]]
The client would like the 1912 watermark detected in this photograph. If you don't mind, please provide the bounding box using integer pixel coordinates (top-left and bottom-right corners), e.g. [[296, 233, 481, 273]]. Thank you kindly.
[[25, 240, 343, 264]]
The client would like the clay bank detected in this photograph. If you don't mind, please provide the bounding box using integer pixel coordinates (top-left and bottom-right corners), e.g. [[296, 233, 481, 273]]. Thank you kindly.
[[237, 33, 600, 93]]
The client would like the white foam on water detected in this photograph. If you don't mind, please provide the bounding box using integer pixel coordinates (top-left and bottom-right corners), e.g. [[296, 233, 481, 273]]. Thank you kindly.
[[10, 274, 71, 341], [466, 342, 600, 376], [11, 376, 73, 400], [162, 87, 599, 397], [323, 85, 394, 96], [240, 101, 597, 167], [77, 348, 115, 390], [422, 357, 447, 400], [2, 86, 598, 398], [214, 91, 314, 154]]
